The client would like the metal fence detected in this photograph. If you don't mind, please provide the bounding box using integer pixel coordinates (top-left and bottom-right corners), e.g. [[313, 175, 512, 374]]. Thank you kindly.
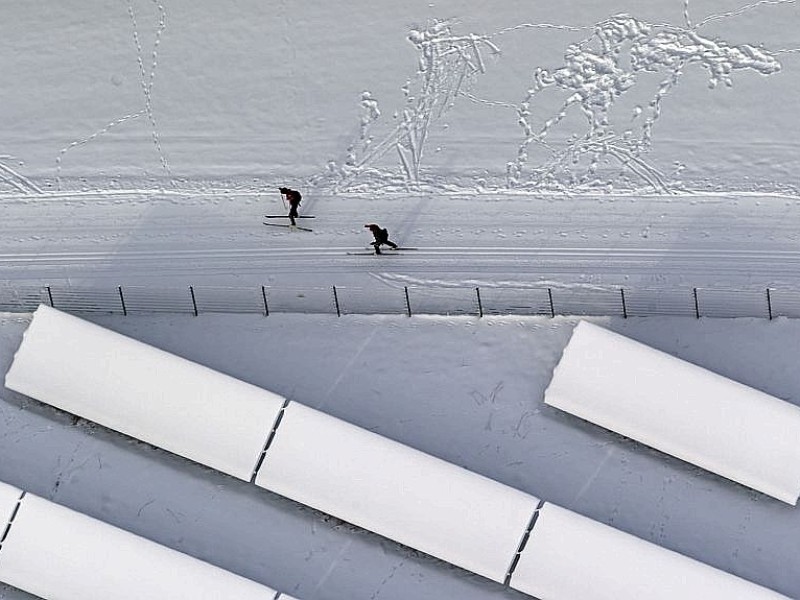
[[1, 283, 799, 319]]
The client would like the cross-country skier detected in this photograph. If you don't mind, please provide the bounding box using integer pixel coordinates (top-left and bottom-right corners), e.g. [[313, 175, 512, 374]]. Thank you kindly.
[[364, 223, 398, 254], [279, 187, 302, 226]]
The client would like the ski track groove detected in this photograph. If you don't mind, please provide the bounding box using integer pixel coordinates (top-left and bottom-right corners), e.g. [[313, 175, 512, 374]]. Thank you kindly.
[[4, 191, 800, 284], [1, 246, 799, 283]]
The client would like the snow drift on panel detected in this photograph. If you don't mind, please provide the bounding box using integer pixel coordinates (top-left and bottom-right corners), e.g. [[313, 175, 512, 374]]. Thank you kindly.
[[544, 321, 800, 504], [4, 305, 285, 481], [255, 401, 538, 583], [0, 487, 279, 600], [511, 503, 790, 600]]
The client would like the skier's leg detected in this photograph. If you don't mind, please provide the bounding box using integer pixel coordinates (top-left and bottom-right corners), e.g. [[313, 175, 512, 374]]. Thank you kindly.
[[387, 240, 398, 249], [372, 241, 381, 254]]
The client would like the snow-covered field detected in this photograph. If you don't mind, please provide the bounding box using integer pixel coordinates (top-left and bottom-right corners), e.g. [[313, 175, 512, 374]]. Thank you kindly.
[[2, 0, 800, 598], [2, 0, 799, 193]]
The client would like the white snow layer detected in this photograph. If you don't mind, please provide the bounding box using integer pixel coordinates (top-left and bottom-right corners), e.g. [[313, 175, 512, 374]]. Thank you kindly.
[[0, 482, 278, 600], [5, 307, 538, 583], [2, 307, 792, 598], [4, 304, 284, 481], [255, 401, 539, 583], [544, 321, 800, 505], [510, 503, 791, 600]]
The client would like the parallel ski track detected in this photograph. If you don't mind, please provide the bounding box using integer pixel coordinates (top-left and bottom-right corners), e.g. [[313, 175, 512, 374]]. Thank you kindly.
[[1, 245, 799, 279]]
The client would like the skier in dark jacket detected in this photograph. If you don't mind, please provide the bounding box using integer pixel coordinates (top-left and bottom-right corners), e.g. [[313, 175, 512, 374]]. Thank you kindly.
[[364, 223, 398, 254], [279, 187, 302, 226]]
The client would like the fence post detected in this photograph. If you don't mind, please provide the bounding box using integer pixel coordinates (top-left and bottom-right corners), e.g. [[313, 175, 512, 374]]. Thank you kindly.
[[189, 286, 198, 317], [766, 287, 773, 320], [404, 286, 412, 317], [475, 287, 483, 318], [118, 286, 127, 316], [547, 288, 555, 318], [693, 287, 700, 319], [620, 288, 628, 319], [332, 286, 341, 317], [261, 285, 270, 316], [46, 285, 54, 308]]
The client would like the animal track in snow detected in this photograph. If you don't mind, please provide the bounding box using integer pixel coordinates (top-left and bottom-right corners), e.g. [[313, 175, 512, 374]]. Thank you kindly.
[[320, 0, 789, 195], [56, 0, 170, 189]]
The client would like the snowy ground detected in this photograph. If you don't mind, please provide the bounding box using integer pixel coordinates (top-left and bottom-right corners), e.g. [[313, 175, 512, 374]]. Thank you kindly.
[[4, 190, 800, 292], [2, 1, 799, 192], [3, 0, 800, 295], [1, 313, 800, 600], [2, 0, 800, 598]]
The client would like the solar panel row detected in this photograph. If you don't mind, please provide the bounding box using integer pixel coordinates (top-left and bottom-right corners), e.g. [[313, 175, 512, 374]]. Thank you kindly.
[[2, 306, 790, 599]]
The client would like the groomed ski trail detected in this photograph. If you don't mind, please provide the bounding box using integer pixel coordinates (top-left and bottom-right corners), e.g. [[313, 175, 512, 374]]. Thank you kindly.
[[2, 246, 800, 285], [3, 190, 800, 288]]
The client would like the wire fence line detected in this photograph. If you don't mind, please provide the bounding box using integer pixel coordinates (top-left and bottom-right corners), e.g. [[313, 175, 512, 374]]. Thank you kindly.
[[1, 283, 800, 320]]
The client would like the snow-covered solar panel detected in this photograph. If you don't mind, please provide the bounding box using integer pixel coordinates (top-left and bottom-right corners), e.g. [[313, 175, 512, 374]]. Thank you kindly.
[[545, 321, 800, 504], [5, 305, 285, 481], [255, 401, 539, 583], [5, 308, 789, 596], [0, 490, 279, 600], [511, 503, 790, 600]]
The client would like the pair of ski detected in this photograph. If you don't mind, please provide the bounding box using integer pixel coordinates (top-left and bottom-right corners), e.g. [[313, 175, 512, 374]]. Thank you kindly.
[[263, 215, 314, 232], [264, 216, 415, 255], [346, 247, 417, 256]]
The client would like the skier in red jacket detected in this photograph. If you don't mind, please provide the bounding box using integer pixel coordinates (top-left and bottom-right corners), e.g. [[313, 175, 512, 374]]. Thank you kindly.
[[364, 224, 398, 254]]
